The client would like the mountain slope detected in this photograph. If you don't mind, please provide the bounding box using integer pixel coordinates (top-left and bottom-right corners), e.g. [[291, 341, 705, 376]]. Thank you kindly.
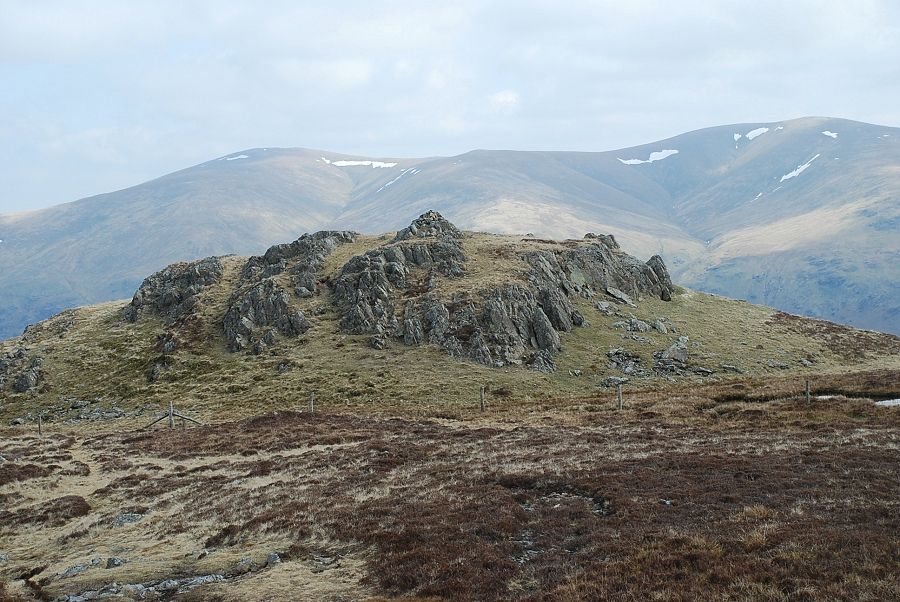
[[1, 116, 898, 339]]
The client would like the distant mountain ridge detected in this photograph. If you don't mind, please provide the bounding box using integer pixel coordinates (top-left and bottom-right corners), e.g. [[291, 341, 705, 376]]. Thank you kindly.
[[1, 116, 898, 338]]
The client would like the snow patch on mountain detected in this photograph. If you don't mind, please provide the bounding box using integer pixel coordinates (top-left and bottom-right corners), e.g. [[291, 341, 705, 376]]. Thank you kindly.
[[320, 157, 398, 168], [618, 149, 679, 165], [733, 133, 742, 141], [780, 154, 821, 182], [222, 154, 249, 161], [822, 131, 838, 139], [376, 168, 420, 193], [746, 127, 769, 140]]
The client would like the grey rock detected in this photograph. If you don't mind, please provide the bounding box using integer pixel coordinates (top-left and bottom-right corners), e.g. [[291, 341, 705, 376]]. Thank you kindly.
[[60, 564, 88, 578], [692, 366, 714, 375], [123, 256, 223, 323], [601, 376, 630, 387], [370, 334, 388, 350], [532, 308, 562, 352], [626, 317, 652, 333], [646, 255, 675, 301], [13, 365, 42, 392], [241, 230, 356, 283], [266, 552, 281, 566], [106, 557, 125, 569], [767, 359, 790, 369], [569, 369, 583, 377], [608, 347, 645, 375], [223, 278, 310, 352], [114, 512, 144, 526], [653, 319, 668, 334], [162, 340, 177, 354], [606, 287, 635, 307], [295, 286, 313, 298], [799, 358, 813, 367], [721, 364, 744, 374], [180, 574, 225, 589], [233, 557, 254, 575], [120, 584, 146, 598], [529, 350, 556, 372], [583, 232, 620, 249], [656, 336, 690, 371], [0, 552, 8, 564]]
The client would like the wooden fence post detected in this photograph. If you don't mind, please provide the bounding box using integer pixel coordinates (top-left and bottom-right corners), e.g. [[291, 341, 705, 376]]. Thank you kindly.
[[617, 384, 623, 410], [168, 400, 174, 429], [480, 386, 486, 412], [805, 379, 811, 403], [309, 391, 316, 413]]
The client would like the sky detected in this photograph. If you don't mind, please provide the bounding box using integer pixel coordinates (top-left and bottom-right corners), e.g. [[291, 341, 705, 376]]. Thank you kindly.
[[2, 0, 900, 214]]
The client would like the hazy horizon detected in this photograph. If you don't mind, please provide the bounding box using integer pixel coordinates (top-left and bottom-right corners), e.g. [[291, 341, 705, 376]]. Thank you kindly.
[[3, 0, 900, 213]]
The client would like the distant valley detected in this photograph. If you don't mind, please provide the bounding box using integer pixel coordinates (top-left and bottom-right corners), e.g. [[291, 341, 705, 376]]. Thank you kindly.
[[1, 116, 898, 338]]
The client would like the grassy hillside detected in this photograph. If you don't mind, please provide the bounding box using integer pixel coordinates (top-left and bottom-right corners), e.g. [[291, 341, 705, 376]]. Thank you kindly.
[[2, 230, 898, 427]]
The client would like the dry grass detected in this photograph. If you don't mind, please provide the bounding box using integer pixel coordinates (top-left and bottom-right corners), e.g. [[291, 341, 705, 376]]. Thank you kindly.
[[1, 370, 899, 601]]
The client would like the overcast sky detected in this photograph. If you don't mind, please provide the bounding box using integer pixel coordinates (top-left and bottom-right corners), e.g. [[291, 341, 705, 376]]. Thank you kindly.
[[2, 0, 899, 213]]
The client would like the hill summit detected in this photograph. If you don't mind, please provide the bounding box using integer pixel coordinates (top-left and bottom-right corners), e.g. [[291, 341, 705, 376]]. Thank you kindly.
[[2, 213, 898, 425]]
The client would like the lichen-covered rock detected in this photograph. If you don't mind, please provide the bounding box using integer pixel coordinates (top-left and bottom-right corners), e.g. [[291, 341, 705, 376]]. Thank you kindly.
[[394, 210, 462, 241], [124, 257, 224, 323], [223, 278, 310, 352]]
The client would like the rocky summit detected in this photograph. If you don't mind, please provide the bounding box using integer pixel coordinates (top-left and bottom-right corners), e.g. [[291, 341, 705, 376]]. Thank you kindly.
[[1, 211, 898, 412], [120, 212, 673, 373]]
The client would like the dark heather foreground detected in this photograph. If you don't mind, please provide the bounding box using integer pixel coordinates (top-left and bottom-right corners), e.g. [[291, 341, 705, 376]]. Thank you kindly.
[[1, 370, 899, 601]]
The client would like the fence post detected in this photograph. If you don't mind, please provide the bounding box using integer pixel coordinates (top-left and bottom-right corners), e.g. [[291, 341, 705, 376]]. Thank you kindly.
[[617, 384, 623, 410], [480, 386, 486, 411], [168, 400, 174, 429], [309, 391, 316, 413]]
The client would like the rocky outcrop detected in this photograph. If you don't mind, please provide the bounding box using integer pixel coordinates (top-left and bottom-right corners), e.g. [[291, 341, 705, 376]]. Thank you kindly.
[[333, 214, 466, 335], [523, 242, 674, 307], [123, 257, 224, 323], [332, 212, 675, 371], [223, 279, 311, 353], [13, 357, 43, 393], [223, 231, 356, 353], [240, 230, 356, 295]]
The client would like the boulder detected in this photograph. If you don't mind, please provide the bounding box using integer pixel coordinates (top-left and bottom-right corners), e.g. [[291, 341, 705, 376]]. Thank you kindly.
[[655, 336, 689, 371], [606, 287, 635, 307]]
